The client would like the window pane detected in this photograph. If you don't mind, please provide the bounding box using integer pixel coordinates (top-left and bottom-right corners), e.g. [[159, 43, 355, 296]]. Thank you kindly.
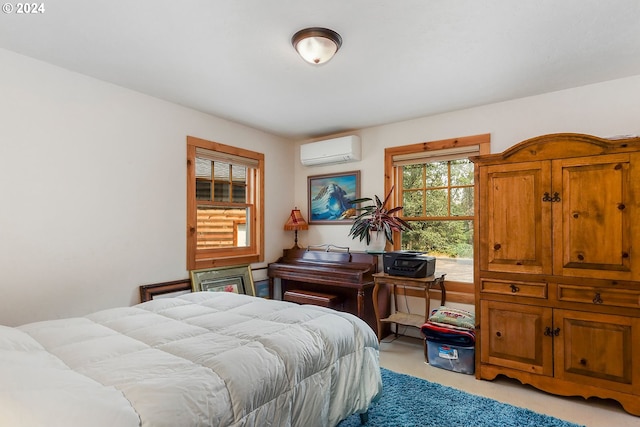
[[403, 164, 423, 188], [450, 187, 474, 216], [196, 206, 249, 248], [214, 162, 230, 180], [402, 190, 423, 217], [450, 159, 474, 186], [232, 183, 246, 203], [426, 161, 448, 187], [213, 183, 229, 202], [232, 165, 246, 183], [425, 189, 447, 216], [195, 157, 212, 178], [196, 180, 211, 201], [401, 219, 473, 282]]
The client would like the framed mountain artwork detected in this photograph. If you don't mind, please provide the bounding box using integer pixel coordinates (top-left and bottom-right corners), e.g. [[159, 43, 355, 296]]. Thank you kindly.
[[307, 170, 360, 224]]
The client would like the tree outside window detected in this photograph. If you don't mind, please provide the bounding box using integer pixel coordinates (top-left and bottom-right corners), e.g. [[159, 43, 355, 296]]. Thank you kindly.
[[385, 134, 490, 290], [400, 159, 474, 282]]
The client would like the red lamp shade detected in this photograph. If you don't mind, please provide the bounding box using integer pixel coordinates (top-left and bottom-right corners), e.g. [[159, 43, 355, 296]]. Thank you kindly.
[[284, 208, 308, 248]]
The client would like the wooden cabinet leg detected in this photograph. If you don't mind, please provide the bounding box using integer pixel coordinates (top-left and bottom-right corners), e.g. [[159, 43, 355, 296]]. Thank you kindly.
[[372, 282, 381, 342], [439, 277, 446, 306], [424, 286, 431, 321]]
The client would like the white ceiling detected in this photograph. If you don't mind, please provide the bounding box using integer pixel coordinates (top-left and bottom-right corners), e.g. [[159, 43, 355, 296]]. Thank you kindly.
[[2, 0, 640, 139]]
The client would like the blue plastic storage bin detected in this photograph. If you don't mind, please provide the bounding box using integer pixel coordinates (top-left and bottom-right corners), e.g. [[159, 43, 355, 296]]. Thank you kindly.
[[426, 340, 475, 375]]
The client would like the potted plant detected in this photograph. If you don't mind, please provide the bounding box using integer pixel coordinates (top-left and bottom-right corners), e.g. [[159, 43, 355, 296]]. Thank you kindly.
[[342, 186, 411, 247]]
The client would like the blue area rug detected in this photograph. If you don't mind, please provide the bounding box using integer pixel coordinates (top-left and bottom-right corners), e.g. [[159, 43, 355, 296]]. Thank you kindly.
[[338, 368, 584, 427]]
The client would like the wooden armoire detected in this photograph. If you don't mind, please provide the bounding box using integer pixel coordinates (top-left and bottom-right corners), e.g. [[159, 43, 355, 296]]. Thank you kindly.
[[472, 133, 640, 416]]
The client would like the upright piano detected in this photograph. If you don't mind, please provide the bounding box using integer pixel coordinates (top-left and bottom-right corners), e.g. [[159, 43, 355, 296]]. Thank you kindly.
[[267, 248, 390, 334]]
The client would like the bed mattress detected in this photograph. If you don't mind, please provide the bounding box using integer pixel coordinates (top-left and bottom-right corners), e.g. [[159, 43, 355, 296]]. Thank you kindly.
[[0, 292, 382, 427]]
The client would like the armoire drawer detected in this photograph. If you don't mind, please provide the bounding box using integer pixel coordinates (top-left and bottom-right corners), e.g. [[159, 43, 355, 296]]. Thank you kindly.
[[557, 285, 640, 309], [480, 279, 547, 299]]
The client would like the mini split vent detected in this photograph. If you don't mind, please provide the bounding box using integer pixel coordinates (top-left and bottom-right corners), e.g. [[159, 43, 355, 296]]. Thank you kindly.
[[300, 135, 361, 166]]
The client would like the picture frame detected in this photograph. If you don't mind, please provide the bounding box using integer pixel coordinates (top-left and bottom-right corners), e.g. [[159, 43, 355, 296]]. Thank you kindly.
[[190, 265, 255, 296], [253, 279, 270, 299], [139, 279, 192, 302], [308, 170, 360, 224]]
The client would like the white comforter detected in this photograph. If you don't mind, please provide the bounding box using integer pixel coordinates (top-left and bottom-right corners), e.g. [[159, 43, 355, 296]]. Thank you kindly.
[[0, 292, 382, 427]]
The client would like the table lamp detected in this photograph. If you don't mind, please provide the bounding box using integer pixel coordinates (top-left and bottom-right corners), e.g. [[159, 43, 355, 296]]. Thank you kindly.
[[284, 207, 308, 249]]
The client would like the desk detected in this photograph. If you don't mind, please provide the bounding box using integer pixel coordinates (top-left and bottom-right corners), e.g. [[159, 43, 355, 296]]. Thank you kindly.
[[372, 272, 446, 342]]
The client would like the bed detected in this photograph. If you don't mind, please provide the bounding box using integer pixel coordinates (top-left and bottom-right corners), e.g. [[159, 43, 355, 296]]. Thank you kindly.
[[0, 292, 382, 427]]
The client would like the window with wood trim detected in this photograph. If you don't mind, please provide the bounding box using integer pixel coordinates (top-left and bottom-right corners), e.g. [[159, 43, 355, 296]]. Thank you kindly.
[[384, 134, 490, 297], [187, 136, 264, 270]]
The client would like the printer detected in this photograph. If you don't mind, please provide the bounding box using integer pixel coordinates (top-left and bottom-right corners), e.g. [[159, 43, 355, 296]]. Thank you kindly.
[[383, 250, 436, 278]]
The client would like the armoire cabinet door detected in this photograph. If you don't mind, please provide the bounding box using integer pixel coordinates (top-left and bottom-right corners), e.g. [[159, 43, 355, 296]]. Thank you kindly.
[[480, 300, 553, 376], [479, 161, 552, 275], [552, 153, 639, 281], [554, 309, 640, 394]]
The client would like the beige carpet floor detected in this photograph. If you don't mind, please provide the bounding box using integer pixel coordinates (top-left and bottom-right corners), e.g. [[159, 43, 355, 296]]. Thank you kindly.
[[379, 335, 638, 427]]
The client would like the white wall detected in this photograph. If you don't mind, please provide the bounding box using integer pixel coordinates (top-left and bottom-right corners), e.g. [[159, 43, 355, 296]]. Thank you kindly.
[[3, 45, 639, 327], [293, 75, 640, 251], [0, 49, 294, 326], [292, 74, 640, 336]]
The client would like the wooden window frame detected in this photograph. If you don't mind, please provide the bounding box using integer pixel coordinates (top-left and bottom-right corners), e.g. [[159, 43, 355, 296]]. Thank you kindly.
[[187, 136, 264, 270], [384, 134, 490, 302]]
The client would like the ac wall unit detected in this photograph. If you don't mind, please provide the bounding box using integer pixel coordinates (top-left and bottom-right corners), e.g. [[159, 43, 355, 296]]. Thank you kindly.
[[300, 135, 361, 166]]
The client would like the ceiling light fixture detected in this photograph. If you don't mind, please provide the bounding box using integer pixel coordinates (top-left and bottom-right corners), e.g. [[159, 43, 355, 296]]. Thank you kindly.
[[291, 27, 342, 65]]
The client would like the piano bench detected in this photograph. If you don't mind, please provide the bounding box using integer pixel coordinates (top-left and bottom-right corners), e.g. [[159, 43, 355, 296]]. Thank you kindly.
[[284, 290, 343, 309]]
